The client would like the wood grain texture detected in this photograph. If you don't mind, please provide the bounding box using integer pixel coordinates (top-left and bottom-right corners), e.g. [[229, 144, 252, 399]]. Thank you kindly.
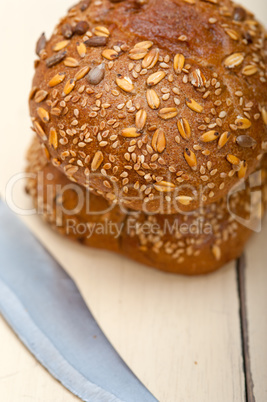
[[245, 220, 267, 402], [0, 0, 266, 401], [0, 316, 80, 402], [1, 211, 246, 402]]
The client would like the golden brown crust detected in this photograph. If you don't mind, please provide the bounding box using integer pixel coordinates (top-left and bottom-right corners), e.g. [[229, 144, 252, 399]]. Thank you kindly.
[[26, 137, 267, 275], [26, 138, 126, 252], [29, 0, 267, 214]]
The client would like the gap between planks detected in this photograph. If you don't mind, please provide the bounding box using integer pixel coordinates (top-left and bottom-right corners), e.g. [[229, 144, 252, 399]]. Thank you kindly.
[[236, 254, 256, 402]]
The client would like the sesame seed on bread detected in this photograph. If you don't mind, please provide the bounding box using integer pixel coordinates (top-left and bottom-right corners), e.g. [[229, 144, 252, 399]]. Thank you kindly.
[[26, 136, 267, 275], [29, 0, 267, 214]]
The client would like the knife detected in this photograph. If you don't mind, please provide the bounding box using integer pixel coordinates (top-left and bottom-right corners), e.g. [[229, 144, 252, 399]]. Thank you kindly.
[[0, 199, 158, 402]]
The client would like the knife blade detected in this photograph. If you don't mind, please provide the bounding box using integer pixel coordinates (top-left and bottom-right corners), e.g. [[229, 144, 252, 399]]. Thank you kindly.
[[0, 199, 158, 402]]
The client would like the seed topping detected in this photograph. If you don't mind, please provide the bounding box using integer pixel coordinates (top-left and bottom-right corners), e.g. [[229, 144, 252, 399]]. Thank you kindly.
[[200, 130, 219, 142], [227, 154, 240, 165], [80, 0, 91, 11], [76, 42, 87, 58], [31, 0, 267, 214], [152, 128, 166, 153], [184, 148, 197, 169], [158, 107, 178, 120], [135, 110, 147, 130], [186, 98, 203, 113], [86, 63, 105, 85], [242, 65, 258, 76], [225, 28, 240, 41], [46, 51, 66, 68], [142, 48, 159, 69], [218, 132, 231, 148], [116, 76, 134, 92], [262, 107, 267, 125], [212, 245, 221, 261], [91, 151, 104, 171], [173, 54, 185, 74], [64, 57, 79, 67], [33, 121, 47, 140], [233, 6, 247, 21], [74, 66, 90, 81], [176, 196, 193, 206], [94, 26, 110, 37], [102, 49, 119, 60], [134, 41, 153, 49], [49, 127, 58, 149], [74, 21, 89, 35], [129, 47, 148, 60], [53, 40, 70, 52], [121, 128, 141, 138], [84, 36, 108, 47], [37, 107, 50, 123], [36, 33, 46, 56], [48, 72, 66, 87], [236, 135, 257, 148], [201, 0, 218, 3], [177, 118, 191, 140], [154, 181, 175, 192], [146, 89, 160, 109], [238, 161, 247, 178], [235, 117, 252, 129], [61, 23, 73, 39], [34, 90, 48, 103], [224, 53, 244, 68], [147, 71, 166, 86], [190, 69, 206, 88], [63, 79, 75, 95]]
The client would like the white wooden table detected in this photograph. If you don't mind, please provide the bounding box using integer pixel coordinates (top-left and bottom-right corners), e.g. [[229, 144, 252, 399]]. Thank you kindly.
[[0, 1, 266, 401]]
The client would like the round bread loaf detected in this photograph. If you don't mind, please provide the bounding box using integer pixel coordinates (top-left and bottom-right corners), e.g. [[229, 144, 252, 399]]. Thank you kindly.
[[29, 0, 267, 214], [26, 137, 267, 275], [26, 137, 126, 252]]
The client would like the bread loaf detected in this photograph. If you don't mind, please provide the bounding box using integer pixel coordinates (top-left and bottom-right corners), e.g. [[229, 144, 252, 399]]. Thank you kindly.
[[29, 0, 267, 214], [26, 137, 267, 275]]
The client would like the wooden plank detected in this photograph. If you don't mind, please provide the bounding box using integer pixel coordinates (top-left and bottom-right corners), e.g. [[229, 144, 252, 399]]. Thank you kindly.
[[244, 221, 267, 402], [0, 316, 80, 402], [2, 214, 246, 402], [2, 0, 266, 401], [0, 203, 247, 402], [74, 258, 246, 402], [236, 255, 256, 402]]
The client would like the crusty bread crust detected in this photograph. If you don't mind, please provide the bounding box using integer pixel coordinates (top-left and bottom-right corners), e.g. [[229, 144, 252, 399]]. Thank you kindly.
[[26, 137, 267, 275], [29, 0, 267, 214]]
